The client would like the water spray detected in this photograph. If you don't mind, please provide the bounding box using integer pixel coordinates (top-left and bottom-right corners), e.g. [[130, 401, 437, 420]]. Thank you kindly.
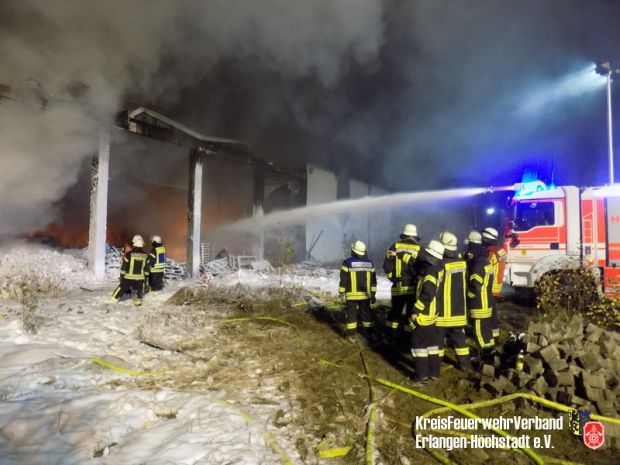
[[217, 186, 514, 233]]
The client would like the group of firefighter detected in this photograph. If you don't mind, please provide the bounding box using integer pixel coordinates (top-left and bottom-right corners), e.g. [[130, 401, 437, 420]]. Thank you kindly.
[[110, 234, 167, 306], [338, 224, 505, 385]]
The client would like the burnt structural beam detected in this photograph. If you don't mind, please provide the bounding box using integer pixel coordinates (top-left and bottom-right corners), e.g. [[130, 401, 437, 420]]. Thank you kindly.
[[117, 106, 252, 278], [117, 107, 252, 163], [88, 128, 110, 278]]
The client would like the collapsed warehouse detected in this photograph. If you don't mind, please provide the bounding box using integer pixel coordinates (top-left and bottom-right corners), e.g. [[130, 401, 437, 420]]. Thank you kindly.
[[36, 105, 477, 279]]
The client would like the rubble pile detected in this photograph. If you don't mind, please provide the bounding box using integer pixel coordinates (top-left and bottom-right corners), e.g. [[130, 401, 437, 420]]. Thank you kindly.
[[104, 245, 187, 280], [482, 315, 620, 417]]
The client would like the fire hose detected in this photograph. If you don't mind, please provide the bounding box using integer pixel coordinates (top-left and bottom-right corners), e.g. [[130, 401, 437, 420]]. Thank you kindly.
[[319, 357, 620, 464]]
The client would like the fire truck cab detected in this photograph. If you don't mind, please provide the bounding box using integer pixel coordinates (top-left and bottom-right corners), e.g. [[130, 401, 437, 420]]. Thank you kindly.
[[504, 182, 620, 295]]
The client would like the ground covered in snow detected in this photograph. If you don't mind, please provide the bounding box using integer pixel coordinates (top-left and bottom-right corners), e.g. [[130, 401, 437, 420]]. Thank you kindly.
[[0, 244, 618, 465]]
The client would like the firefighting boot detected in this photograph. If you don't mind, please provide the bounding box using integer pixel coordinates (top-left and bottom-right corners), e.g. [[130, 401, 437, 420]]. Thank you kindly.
[[133, 298, 143, 307], [457, 355, 472, 372]]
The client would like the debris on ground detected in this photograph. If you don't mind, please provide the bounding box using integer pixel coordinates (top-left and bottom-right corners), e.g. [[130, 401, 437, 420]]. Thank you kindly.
[[483, 315, 620, 419]]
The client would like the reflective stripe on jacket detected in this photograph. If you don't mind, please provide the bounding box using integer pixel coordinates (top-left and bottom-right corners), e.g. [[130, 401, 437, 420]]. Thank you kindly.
[[383, 240, 420, 296], [467, 253, 494, 319], [339, 255, 377, 301], [487, 246, 506, 296], [121, 250, 147, 281], [413, 258, 443, 326], [148, 246, 166, 273], [436, 254, 467, 327]]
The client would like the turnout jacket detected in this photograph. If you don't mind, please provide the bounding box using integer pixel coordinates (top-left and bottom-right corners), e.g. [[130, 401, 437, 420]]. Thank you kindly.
[[339, 253, 377, 301], [120, 247, 147, 281], [436, 250, 467, 327], [466, 244, 494, 318], [146, 246, 166, 275], [486, 245, 506, 297], [411, 252, 444, 326], [383, 236, 420, 296]]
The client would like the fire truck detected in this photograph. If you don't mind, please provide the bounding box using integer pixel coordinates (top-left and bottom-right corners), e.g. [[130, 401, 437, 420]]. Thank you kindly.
[[503, 181, 620, 295]]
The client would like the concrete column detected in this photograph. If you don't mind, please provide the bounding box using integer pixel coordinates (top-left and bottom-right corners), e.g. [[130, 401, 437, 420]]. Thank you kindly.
[[88, 128, 110, 278], [252, 204, 265, 260], [253, 163, 265, 260], [187, 149, 203, 278]]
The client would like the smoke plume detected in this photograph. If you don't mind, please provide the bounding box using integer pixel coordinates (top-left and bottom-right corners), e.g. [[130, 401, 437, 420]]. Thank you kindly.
[[2, 0, 620, 241], [0, 0, 383, 237]]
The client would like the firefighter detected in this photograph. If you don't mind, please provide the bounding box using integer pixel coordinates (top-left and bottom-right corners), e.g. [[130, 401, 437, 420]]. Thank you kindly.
[[466, 230, 495, 355], [436, 231, 471, 371], [382, 224, 421, 345], [482, 227, 504, 339], [338, 240, 377, 341], [146, 235, 166, 291], [407, 239, 444, 384], [111, 234, 148, 306]]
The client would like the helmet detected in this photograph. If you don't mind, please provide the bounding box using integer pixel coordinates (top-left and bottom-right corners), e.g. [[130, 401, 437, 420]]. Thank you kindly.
[[351, 240, 367, 256], [425, 240, 445, 260], [467, 230, 482, 245], [132, 234, 144, 247], [402, 224, 418, 237], [439, 231, 458, 251], [150, 235, 162, 245], [482, 227, 499, 244]]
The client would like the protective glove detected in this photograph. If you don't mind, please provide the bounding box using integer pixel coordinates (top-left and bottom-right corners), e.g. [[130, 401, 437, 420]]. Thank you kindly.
[[338, 293, 345, 302], [408, 316, 417, 331], [370, 294, 376, 304]]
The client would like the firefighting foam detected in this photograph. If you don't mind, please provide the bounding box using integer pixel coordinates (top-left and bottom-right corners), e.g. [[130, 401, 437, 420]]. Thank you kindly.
[[221, 187, 493, 233]]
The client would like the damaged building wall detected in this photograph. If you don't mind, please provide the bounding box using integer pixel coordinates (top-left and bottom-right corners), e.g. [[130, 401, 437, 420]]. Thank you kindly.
[[305, 165, 342, 263], [305, 164, 392, 265]]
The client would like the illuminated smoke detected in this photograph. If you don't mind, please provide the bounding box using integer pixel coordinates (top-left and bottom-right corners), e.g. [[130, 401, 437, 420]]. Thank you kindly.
[[518, 65, 607, 116]]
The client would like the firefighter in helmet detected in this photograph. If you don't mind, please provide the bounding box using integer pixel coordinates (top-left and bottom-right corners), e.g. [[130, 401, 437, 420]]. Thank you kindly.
[[338, 240, 377, 341], [382, 224, 421, 345], [146, 235, 166, 291], [407, 239, 444, 384], [111, 234, 147, 306], [435, 232, 471, 371], [465, 230, 495, 355], [481, 227, 504, 339]]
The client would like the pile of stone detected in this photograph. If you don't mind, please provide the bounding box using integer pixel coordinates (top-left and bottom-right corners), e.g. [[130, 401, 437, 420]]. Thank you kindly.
[[481, 315, 620, 417], [104, 245, 187, 281]]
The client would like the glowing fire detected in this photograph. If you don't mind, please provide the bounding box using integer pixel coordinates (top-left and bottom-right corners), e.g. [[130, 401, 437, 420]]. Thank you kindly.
[[33, 183, 252, 261]]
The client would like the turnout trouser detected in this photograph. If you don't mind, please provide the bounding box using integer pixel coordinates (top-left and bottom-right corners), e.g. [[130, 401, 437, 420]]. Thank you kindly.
[[490, 303, 500, 339], [148, 272, 164, 291], [344, 299, 374, 336], [385, 294, 414, 331], [410, 325, 440, 380], [437, 326, 471, 370], [112, 278, 144, 305], [469, 317, 495, 350]]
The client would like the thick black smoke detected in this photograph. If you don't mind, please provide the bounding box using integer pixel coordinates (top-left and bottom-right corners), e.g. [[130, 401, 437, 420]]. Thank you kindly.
[[166, 0, 620, 190], [1, 0, 620, 238], [0, 0, 383, 236]]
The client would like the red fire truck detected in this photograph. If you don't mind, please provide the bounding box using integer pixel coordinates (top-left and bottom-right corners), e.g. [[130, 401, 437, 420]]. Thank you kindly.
[[504, 181, 620, 295]]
